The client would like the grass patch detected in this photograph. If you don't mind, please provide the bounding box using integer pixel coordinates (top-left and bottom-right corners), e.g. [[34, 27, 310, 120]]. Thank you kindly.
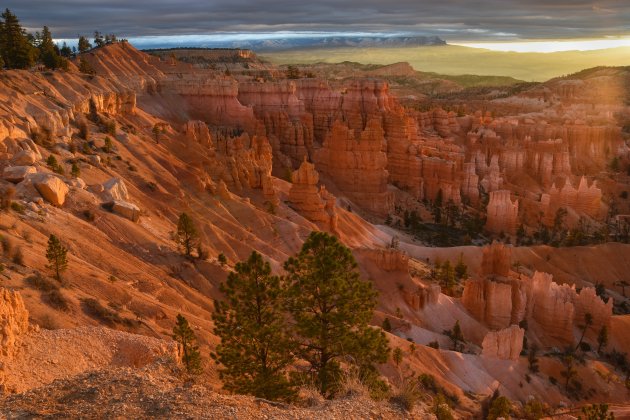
[[81, 298, 136, 327]]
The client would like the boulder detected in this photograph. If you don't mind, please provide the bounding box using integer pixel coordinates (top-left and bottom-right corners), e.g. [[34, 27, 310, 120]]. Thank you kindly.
[[102, 178, 129, 202], [33, 174, 69, 206], [89, 155, 101, 166], [3, 166, 36, 183], [106, 199, 140, 222], [68, 177, 87, 189], [11, 150, 39, 166]]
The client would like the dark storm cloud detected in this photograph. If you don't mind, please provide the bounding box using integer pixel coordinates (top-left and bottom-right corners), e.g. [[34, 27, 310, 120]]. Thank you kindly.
[[5, 0, 630, 40]]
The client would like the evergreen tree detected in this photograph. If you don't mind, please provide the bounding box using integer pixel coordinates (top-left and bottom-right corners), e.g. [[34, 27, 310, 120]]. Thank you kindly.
[[444, 320, 465, 352], [580, 403, 615, 420], [78, 57, 95, 74], [0, 9, 36, 69], [172, 314, 203, 374], [392, 347, 403, 367], [175, 212, 199, 257], [487, 395, 512, 420], [71, 162, 80, 178], [212, 251, 296, 401], [561, 353, 578, 392], [454, 253, 468, 280], [39, 26, 65, 70], [77, 35, 91, 53], [575, 312, 593, 351], [103, 136, 113, 153], [382, 317, 392, 332], [46, 234, 68, 281], [283, 231, 389, 396], [93, 31, 104, 47], [59, 42, 72, 57]]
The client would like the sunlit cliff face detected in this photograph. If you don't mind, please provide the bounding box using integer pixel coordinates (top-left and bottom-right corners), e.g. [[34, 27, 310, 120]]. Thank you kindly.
[[453, 37, 630, 53]]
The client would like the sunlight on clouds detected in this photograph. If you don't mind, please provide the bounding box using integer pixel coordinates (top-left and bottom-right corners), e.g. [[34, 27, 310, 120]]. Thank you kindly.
[[452, 38, 630, 53]]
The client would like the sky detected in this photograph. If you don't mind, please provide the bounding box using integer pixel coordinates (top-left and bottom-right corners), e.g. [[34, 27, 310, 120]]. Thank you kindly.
[[5, 0, 630, 52]]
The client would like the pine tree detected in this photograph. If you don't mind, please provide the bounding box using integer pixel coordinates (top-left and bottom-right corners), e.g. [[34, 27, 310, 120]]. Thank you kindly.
[[283, 231, 389, 397], [77, 35, 91, 53], [392, 347, 403, 367], [444, 320, 465, 352], [575, 312, 593, 351], [175, 212, 199, 257], [561, 353, 578, 392], [103, 136, 113, 153], [93, 31, 104, 47], [46, 234, 68, 281], [152, 123, 162, 143], [39, 26, 64, 70], [487, 395, 512, 420], [172, 314, 203, 374], [78, 57, 95, 74], [454, 253, 467, 280], [0, 9, 36, 69], [382, 317, 392, 332], [71, 162, 80, 178], [59, 42, 72, 57], [212, 251, 296, 401]]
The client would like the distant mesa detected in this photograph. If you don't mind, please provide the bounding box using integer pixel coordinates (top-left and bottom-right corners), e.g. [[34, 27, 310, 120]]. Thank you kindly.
[[138, 35, 447, 51]]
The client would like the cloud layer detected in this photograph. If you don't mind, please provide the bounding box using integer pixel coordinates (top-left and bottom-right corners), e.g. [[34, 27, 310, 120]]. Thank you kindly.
[[6, 0, 630, 41]]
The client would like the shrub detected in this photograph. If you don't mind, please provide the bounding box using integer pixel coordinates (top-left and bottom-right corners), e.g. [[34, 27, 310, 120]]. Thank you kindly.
[[338, 369, 371, 400], [78, 120, 90, 140], [25, 272, 58, 292], [45, 289, 70, 311], [10, 202, 25, 214], [218, 252, 227, 266], [103, 136, 113, 153], [382, 317, 392, 332], [12, 247, 24, 265], [104, 119, 116, 135], [428, 341, 440, 349], [432, 393, 455, 420], [196, 244, 209, 260], [297, 384, 325, 407], [0, 186, 15, 210], [83, 209, 95, 221], [81, 298, 131, 326], [1, 236, 13, 257], [71, 162, 81, 178], [389, 377, 422, 412]]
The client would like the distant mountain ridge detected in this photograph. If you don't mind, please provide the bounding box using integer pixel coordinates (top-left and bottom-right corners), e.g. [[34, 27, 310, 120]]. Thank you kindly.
[[136, 35, 446, 51]]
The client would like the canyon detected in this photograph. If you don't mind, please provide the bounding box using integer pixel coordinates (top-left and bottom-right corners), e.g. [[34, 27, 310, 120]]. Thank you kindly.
[[0, 41, 629, 417]]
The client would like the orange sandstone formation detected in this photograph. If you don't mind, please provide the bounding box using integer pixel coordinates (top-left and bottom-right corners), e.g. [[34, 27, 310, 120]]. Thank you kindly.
[[481, 325, 525, 360], [0, 289, 30, 357], [288, 159, 337, 231], [485, 190, 519, 235], [313, 119, 392, 215]]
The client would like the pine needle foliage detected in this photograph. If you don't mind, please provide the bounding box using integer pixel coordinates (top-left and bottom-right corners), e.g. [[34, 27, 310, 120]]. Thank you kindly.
[[172, 314, 203, 374], [212, 251, 296, 401], [283, 231, 389, 397]]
